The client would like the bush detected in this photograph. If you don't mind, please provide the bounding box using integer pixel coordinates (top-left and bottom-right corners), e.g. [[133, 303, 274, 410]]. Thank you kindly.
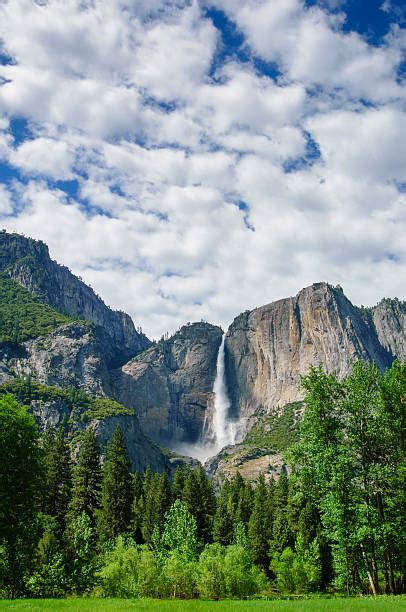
[[224, 544, 268, 598], [197, 543, 227, 600], [163, 552, 198, 599], [270, 536, 322, 594], [97, 537, 164, 598]]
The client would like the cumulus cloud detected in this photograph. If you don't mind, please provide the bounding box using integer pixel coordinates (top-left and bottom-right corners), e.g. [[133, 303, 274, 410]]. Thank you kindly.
[[0, 0, 404, 337]]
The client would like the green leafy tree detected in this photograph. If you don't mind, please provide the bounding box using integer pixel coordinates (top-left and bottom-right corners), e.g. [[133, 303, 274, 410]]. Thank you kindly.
[[0, 394, 43, 596], [290, 361, 405, 595], [158, 499, 199, 561], [98, 426, 132, 540]]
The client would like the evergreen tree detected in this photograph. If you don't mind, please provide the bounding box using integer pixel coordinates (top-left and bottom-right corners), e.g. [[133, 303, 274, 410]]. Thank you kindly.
[[41, 426, 72, 532], [68, 429, 101, 527], [181, 465, 216, 543], [131, 472, 144, 543], [98, 426, 132, 540], [248, 475, 273, 570], [212, 481, 233, 545]]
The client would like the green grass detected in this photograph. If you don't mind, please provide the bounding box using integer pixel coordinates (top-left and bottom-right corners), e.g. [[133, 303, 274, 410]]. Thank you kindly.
[[0, 272, 75, 344], [0, 597, 404, 611]]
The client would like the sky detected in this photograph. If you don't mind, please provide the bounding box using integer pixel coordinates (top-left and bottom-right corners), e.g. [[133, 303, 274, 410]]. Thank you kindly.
[[0, 0, 405, 338]]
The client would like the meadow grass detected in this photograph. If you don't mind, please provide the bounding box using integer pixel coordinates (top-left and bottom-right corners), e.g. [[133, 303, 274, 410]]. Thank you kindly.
[[1, 596, 405, 611]]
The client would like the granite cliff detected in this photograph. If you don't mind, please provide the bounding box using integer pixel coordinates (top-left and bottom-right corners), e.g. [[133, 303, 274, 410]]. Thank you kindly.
[[0, 231, 404, 480], [224, 282, 401, 426], [0, 231, 150, 364], [114, 322, 223, 444]]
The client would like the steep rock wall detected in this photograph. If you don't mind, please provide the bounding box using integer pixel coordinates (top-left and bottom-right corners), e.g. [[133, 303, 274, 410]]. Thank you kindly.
[[114, 322, 223, 444], [0, 231, 150, 363], [225, 283, 396, 423]]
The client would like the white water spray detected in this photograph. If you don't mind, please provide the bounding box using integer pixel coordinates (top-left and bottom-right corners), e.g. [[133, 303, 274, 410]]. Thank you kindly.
[[201, 333, 237, 457], [172, 333, 240, 463]]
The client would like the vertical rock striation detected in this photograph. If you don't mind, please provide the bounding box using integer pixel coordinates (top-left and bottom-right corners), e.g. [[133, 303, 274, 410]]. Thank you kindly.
[[225, 282, 399, 424], [114, 322, 223, 444]]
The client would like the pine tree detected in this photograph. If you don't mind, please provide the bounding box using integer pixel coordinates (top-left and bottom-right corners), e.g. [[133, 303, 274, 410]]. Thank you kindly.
[[271, 473, 293, 555], [212, 480, 233, 545], [248, 475, 273, 570], [98, 426, 132, 540], [42, 426, 72, 532], [68, 429, 101, 527]]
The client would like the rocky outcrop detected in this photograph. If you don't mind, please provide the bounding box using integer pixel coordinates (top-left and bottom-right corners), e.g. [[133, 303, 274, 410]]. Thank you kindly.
[[27, 395, 170, 473], [114, 322, 223, 444], [88, 414, 170, 474], [0, 322, 112, 395], [205, 444, 288, 486], [0, 231, 150, 364], [225, 283, 397, 425], [370, 298, 405, 362]]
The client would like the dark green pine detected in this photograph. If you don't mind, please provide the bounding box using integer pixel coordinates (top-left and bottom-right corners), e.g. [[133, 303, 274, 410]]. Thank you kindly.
[[98, 426, 133, 540], [68, 428, 102, 526]]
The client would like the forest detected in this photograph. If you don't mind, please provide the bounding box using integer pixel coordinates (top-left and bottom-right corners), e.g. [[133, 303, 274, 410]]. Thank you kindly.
[[0, 360, 404, 600]]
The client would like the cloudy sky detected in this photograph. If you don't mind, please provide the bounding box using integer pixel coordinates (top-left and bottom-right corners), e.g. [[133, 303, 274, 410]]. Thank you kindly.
[[0, 0, 405, 338]]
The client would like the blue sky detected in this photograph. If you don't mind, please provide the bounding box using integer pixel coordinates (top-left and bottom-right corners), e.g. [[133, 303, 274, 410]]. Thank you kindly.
[[0, 0, 405, 337]]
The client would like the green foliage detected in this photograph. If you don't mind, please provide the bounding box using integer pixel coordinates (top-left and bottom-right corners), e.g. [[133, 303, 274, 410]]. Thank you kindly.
[[0, 272, 75, 344], [98, 427, 133, 541], [197, 544, 227, 600], [158, 500, 199, 562], [244, 402, 302, 451], [68, 429, 102, 526], [0, 377, 133, 423], [81, 398, 134, 421], [97, 537, 163, 598], [26, 515, 68, 598], [289, 361, 405, 595], [66, 512, 97, 594], [0, 394, 43, 596], [270, 536, 322, 594], [41, 427, 72, 531]]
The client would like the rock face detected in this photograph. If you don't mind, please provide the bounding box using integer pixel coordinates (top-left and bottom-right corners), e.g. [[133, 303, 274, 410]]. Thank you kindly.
[[27, 395, 169, 473], [114, 322, 223, 444], [1, 322, 112, 395], [0, 232, 150, 364], [370, 298, 405, 362], [225, 283, 399, 425], [205, 444, 288, 487]]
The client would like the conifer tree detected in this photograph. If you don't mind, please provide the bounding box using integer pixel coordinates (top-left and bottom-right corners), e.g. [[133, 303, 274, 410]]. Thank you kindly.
[[248, 475, 273, 570], [98, 426, 132, 540], [212, 481, 233, 545], [68, 429, 101, 527], [270, 473, 294, 555], [42, 426, 72, 531]]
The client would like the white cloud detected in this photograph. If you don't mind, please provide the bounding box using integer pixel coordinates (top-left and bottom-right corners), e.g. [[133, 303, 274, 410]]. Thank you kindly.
[[0, 0, 404, 337]]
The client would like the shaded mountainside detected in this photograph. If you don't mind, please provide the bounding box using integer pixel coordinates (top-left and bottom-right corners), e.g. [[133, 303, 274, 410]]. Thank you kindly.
[[0, 231, 150, 364], [225, 282, 401, 425], [114, 322, 223, 444], [0, 231, 168, 474], [0, 378, 169, 473]]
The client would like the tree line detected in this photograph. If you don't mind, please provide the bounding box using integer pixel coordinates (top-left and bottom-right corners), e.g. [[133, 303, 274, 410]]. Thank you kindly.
[[0, 360, 404, 599]]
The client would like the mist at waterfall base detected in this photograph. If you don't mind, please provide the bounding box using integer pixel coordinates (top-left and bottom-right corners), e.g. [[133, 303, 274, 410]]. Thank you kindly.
[[172, 334, 243, 463]]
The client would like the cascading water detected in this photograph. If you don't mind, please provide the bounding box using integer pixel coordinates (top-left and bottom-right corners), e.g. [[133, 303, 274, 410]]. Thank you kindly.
[[173, 331, 240, 462], [200, 333, 238, 458]]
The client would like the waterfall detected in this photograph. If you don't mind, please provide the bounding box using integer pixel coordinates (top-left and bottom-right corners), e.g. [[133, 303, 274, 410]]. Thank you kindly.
[[202, 333, 236, 454]]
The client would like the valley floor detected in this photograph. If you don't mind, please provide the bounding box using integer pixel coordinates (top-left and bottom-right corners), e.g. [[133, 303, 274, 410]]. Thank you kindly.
[[1, 597, 405, 611]]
